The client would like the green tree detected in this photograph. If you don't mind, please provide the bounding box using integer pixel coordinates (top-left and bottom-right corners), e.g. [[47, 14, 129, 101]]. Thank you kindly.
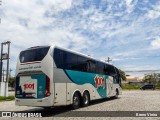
[[126, 74, 130, 77], [118, 69, 126, 81], [143, 73, 160, 84], [8, 77, 15, 88]]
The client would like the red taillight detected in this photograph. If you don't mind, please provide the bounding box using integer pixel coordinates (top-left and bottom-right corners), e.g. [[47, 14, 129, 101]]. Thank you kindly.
[[45, 76, 50, 97]]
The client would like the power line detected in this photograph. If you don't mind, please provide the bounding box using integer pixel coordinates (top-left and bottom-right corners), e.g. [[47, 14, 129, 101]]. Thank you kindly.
[[113, 56, 160, 60], [125, 70, 160, 73]]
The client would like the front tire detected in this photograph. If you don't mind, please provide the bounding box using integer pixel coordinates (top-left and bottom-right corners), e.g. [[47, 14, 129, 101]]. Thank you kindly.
[[115, 89, 119, 98], [72, 92, 81, 109]]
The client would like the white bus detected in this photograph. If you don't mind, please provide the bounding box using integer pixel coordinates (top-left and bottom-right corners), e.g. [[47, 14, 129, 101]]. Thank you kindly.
[[15, 46, 122, 109]]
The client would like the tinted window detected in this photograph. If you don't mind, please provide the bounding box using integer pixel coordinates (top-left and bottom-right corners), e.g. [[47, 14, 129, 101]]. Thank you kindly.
[[20, 47, 50, 63], [76, 56, 89, 72], [88, 60, 96, 73], [54, 48, 86, 71], [109, 65, 116, 76], [53, 48, 119, 76], [54, 48, 96, 73], [96, 62, 105, 74], [104, 64, 116, 76], [54, 48, 64, 68], [114, 67, 121, 85], [104, 64, 110, 75], [63, 52, 78, 70]]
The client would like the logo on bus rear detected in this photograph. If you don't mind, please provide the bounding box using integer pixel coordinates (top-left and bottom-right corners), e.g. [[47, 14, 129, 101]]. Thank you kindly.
[[23, 83, 34, 90], [94, 75, 105, 89]]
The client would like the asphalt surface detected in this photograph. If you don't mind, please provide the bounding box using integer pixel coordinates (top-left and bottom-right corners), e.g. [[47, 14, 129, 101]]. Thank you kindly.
[[1, 90, 160, 120]]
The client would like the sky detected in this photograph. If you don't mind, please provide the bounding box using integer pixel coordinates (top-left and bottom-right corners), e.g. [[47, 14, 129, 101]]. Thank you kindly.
[[0, 0, 160, 76]]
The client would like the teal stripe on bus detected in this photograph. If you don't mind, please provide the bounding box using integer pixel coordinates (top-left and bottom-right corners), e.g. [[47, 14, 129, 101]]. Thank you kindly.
[[64, 70, 108, 98]]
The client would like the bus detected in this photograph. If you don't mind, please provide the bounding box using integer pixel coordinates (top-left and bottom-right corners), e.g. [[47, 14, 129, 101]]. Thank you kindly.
[[15, 46, 122, 109]]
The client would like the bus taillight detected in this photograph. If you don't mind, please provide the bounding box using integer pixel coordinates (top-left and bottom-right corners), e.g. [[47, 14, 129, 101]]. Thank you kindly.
[[45, 76, 51, 97]]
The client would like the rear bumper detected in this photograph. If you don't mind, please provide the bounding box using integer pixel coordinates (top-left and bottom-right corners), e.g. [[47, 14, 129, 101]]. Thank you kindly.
[[15, 97, 54, 107]]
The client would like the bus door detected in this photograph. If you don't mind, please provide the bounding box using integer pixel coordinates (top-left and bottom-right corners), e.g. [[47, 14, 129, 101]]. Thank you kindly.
[[107, 76, 114, 97]]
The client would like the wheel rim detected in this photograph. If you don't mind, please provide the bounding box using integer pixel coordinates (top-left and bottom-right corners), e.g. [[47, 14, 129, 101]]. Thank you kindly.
[[84, 94, 89, 104], [73, 96, 79, 106]]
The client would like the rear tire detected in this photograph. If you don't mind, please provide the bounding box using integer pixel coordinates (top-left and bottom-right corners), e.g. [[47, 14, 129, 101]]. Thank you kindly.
[[82, 91, 90, 107], [72, 92, 81, 109]]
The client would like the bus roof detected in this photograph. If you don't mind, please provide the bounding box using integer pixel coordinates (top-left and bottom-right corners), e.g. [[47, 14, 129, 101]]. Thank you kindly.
[[21, 45, 116, 67], [27, 46, 50, 50]]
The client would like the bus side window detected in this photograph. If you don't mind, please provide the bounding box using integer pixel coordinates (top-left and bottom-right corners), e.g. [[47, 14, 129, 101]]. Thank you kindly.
[[88, 60, 96, 73], [112, 67, 120, 84], [105, 65, 117, 79], [104, 64, 109, 75], [115, 68, 121, 85], [77, 56, 88, 72], [65, 52, 77, 70], [96, 62, 105, 74], [54, 48, 64, 69]]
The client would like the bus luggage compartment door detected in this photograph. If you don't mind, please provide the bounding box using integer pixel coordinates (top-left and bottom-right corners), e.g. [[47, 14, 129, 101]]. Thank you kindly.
[[54, 83, 68, 105]]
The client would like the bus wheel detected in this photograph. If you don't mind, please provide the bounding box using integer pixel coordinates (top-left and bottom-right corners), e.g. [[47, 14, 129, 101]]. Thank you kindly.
[[72, 92, 81, 109], [115, 89, 119, 98], [82, 91, 90, 107]]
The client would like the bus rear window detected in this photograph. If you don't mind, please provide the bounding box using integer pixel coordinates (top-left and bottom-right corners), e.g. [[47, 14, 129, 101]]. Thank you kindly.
[[20, 47, 50, 63]]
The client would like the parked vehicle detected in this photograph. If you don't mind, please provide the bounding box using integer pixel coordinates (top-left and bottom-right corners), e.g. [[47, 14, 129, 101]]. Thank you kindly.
[[140, 84, 155, 90]]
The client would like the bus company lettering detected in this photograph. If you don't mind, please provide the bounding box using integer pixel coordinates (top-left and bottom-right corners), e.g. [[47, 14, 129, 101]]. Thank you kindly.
[[94, 75, 105, 88], [24, 83, 34, 90]]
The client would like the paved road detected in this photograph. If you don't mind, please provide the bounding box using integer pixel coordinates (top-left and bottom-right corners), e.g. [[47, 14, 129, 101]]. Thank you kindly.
[[0, 90, 160, 120]]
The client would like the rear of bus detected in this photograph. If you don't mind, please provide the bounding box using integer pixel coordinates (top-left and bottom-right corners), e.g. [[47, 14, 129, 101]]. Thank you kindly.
[[15, 46, 54, 107]]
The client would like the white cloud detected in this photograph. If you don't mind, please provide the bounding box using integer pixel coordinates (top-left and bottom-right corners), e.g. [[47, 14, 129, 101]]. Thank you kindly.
[[125, 0, 138, 13], [148, 10, 160, 19], [151, 37, 160, 49], [0, 0, 160, 76], [0, 0, 74, 46], [147, 3, 160, 19], [0, 0, 76, 73]]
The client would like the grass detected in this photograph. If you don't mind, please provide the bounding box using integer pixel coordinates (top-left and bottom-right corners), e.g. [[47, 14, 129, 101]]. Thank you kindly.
[[0, 96, 15, 102], [122, 84, 140, 90]]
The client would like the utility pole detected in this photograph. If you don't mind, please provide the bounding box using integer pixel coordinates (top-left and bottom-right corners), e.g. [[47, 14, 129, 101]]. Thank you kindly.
[[0, 43, 3, 82], [2, 69, 5, 82], [6, 41, 11, 83], [9, 69, 13, 78], [105, 57, 112, 63], [0, 41, 11, 97]]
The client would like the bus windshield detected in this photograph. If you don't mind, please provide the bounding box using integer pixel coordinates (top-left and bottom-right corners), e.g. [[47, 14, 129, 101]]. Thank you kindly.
[[19, 46, 50, 63]]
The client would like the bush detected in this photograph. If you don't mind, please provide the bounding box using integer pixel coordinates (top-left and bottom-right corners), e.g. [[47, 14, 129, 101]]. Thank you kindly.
[[0, 96, 15, 101], [122, 84, 140, 90]]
